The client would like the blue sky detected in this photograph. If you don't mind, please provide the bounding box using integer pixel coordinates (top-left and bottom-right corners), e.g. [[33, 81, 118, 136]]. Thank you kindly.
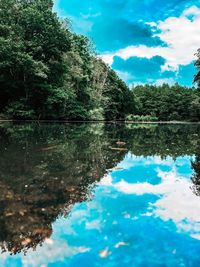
[[54, 0, 200, 87]]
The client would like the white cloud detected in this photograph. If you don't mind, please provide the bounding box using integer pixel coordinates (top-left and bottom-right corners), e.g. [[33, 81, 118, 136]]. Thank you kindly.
[[22, 240, 90, 267], [100, 174, 113, 186], [155, 78, 176, 86], [182, 6, 200, 17], [100, 54, 114, 65], [115, 70, 133, 82], [100, 167, 200, 239], [109, 153, 176, 171], [86, 219, 101, 230], [101, 6, 200, 71]]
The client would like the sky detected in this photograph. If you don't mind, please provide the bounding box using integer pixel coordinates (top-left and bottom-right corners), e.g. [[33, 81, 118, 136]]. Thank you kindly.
[[54, 0, 200, 87]]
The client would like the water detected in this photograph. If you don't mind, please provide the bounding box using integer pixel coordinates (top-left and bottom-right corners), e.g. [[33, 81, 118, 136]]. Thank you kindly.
[[0, 122, 200, 267]]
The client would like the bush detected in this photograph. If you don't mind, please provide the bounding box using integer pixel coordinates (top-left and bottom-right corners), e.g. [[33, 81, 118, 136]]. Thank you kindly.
[[125, 114, 158, 122], [88, 108, 104, 121], [168, 112, 182, 121], [5, 101, 36, 120]]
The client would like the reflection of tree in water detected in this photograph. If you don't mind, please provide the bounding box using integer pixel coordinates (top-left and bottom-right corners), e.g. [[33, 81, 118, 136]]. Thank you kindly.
[[0, 123, 126, 255], [191, 142, 200, 196], [123, 124, 200, 158], [0, 123, 200, 255]]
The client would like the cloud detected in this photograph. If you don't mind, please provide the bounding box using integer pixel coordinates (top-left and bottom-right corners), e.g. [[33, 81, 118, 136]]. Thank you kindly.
[[100, 165, 200, 238], [54, 0, 166, 52], [97, 153, 200, 237], [112, 55, 177, 83], [155, 78, 177, 86], [100, 6, 200, 85], [54, 1, 200, 85], [113, 55, 165, 73], [22, 240, 90, 267], [112, 56, 196, 86], [92, 19, 164, 52], [102, 6, 200, 71]]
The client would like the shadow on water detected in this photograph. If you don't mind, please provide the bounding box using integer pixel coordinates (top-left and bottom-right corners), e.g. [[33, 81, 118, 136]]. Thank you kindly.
[[0, 122, 199, 255]]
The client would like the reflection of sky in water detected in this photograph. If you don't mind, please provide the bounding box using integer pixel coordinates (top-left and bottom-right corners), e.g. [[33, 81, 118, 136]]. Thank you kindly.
[[1, 153, 200, 267]]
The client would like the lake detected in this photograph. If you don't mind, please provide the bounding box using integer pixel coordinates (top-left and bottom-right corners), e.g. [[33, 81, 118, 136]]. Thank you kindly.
[[0, 122, 200, 267]]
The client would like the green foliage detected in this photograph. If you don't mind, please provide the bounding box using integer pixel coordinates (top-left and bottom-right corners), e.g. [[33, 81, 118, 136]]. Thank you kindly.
[[195, 48, 200, 89], [5, 100, 36, 119], [131, 83, 200, 121], [0, 0, 131, 120], [126, 114, 158, 122], [88, 108, 104, 121]]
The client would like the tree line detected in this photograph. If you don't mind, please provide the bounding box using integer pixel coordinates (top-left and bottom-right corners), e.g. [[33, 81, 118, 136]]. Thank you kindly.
[[0, 0, 133, 120], [0, 0, 200, 121], [130, 83, 200, 121]]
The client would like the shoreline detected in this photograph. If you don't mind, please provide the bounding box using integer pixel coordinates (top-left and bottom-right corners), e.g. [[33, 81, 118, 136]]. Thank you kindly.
[[0, 120, 199, 124]]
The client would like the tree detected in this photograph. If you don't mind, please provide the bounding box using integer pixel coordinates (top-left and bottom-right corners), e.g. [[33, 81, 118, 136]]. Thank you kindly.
[[195, 48, 200, 89], [0, 0, 132, 120], [0, 0, 72, 118], [131, 83, 197, 121]]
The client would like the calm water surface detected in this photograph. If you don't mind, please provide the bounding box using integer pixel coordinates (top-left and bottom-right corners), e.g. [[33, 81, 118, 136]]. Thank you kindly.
[[0, 123, 200, 267]]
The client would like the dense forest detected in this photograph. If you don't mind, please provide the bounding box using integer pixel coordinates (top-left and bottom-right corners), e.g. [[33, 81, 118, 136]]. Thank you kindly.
[[0, 0, 133, 120], [0, 0, 200, 121], [130, 83, 200, 121]]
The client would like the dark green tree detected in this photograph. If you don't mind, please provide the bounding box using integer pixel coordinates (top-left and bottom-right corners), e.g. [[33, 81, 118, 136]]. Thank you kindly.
[[131, 83, 199, 121], [0, 0, 132, 120], [0, 0, 71, 119]]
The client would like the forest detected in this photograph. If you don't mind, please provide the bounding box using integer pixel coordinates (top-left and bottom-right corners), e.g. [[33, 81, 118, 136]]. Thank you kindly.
[[0, 0, 200, 121], [130, 83, 200, 121]]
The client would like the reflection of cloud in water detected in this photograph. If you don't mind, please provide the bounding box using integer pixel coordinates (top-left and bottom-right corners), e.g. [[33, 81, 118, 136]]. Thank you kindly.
[[22, 240, 90, 267], [86, 220, 101, 230], [116, 153, 176, 170], [0, 237, 91, 267], [100, 159, 200, 239]]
